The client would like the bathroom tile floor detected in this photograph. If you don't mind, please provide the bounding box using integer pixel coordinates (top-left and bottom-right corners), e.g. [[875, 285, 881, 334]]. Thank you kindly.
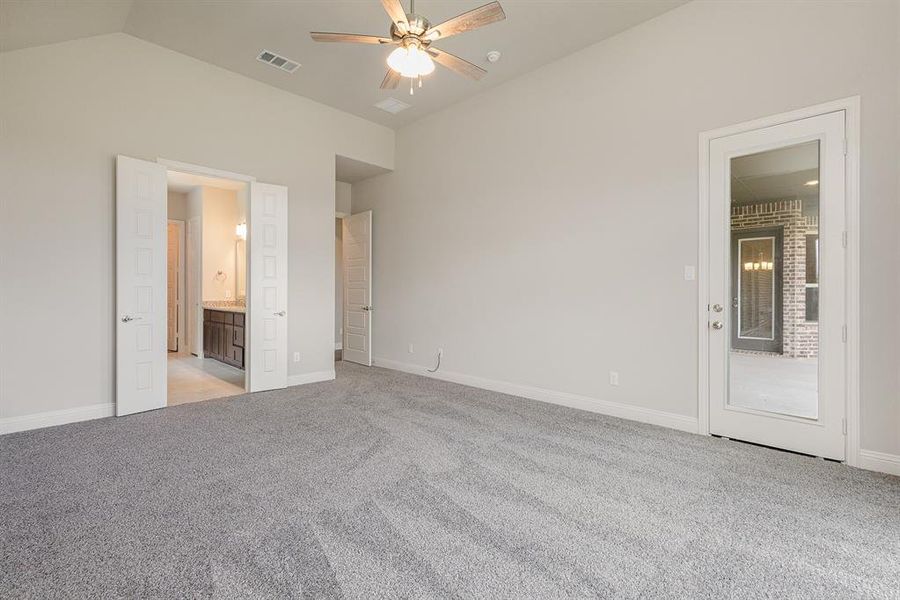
[[167, 351, 245, 406]]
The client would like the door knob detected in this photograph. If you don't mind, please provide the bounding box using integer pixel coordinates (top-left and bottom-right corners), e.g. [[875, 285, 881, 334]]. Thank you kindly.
[[361, 306, 372, 311], [712, 304, 724, 313], [711, 320, 724, 330], [121, 315, 142, 323], [273, 311, 286, 317]]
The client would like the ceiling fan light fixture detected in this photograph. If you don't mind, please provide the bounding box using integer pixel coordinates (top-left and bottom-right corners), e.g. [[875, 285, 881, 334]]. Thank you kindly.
[[387, 44, 435, 78]]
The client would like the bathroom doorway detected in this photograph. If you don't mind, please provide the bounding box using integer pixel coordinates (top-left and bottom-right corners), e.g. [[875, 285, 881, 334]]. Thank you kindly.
[[166, 170, 248, 406]]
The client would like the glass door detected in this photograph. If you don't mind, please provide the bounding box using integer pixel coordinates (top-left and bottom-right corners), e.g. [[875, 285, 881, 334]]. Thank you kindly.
[[707, 112, 846, 459]]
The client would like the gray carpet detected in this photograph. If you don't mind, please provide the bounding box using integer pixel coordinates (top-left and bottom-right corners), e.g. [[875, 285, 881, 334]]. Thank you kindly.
[[1, 362, 898, 599]]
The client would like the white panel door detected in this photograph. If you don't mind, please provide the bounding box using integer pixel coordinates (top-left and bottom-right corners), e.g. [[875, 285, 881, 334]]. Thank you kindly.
[[342, 211, 372, 366], [248, 182, 288, 392], [116, 155, 167, 416], [707, 111, 846, 459]]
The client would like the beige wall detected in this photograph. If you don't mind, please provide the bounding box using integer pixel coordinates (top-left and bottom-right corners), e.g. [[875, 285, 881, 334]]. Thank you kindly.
[[353, 0, 900, 455], [200, 186, 240, 301], [0, 33, 393, 420]]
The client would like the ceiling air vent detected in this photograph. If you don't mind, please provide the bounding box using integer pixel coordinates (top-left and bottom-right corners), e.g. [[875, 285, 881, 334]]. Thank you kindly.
[[373, 97, 411, 114], [257, 50, 301, 73]]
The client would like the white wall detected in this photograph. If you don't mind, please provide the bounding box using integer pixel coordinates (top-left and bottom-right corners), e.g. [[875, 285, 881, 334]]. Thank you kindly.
[[335, 218, 343, 348], [0, 33, 393, 421], [335, 181, 352, 348], [353, 0, 900, 455], [200, 186, 240, 301], [335, 181, 352, 215], [167, 190, 188, 221]]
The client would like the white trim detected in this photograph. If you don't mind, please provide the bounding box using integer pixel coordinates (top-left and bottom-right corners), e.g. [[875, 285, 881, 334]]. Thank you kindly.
[[374, 357, 699, 434], [156, 158, 257, 182], [698, 97, 861, 466], [287, 370, 336, 387], [335, 342, 343, 350], [0, 403, 114, 435], [335, 211, 349, 219], [167, 219, 186, 352], [857, 450, 900, 477]]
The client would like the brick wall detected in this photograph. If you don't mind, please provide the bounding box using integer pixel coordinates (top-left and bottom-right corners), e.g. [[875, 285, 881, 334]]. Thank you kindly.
[[731, 199, 818, 358]]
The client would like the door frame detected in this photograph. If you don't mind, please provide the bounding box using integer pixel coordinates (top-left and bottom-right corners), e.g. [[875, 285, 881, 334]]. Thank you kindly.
[[157, 158, 256, 395], [697, 97, 860, 466], [167, 219, 186, 352]]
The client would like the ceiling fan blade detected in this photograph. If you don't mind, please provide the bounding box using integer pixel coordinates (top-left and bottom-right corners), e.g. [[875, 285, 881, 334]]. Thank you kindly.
[[310, 32, 394, 44], [380, 0, 409, 34], [380, 69, 402, 89], [424, 2, 506, 41], [427, 47, 487, 81]]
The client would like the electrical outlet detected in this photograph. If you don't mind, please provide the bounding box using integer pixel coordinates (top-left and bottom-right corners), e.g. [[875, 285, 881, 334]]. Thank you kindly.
[[609, 371, 619, 386], [408, 343, 414, 354], [293, 352, 300, 363], [225, 289, 232, 299]]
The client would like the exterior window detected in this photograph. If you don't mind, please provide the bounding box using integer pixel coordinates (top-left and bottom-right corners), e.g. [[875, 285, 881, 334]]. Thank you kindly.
[[805, 234, 819, 322]]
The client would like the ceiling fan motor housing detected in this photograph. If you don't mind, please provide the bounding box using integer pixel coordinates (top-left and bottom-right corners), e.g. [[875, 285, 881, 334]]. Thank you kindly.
[[391, 15, 431, 40]]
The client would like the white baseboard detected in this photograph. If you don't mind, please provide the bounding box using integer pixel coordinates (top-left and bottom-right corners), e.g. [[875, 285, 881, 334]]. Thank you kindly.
[[857, 450, 900, 477], [334, 342, 343, 351], [287, 369, 336, 387], [373, 357, 699, 434], [0, 403, 114, 435]]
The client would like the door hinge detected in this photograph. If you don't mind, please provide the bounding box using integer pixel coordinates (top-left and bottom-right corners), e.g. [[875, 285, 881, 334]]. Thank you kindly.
[[842, 231, 848, 248], [841, 325, 848, 343], [842, 418, 847, 435]]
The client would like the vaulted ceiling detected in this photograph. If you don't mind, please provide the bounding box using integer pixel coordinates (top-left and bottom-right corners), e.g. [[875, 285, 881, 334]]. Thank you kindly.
[[1, 0, 687, 128]]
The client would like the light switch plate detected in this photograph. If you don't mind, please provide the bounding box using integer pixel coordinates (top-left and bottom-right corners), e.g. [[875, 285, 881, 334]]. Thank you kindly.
[[684, 266, 696, 281]]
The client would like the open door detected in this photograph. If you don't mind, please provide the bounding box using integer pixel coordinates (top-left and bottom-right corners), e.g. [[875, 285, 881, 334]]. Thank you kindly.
[[342, 211, 372, 366], [116, 155, 168, 416], [248, 182, 288, 392]]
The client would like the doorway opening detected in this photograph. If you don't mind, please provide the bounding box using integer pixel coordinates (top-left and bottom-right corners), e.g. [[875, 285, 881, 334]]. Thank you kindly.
[[166, 171, 248, 406], [699, 101, 859, 462]]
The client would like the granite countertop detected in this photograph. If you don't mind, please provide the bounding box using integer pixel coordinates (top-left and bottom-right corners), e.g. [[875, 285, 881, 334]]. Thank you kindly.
[[202, 302, 246, 314]]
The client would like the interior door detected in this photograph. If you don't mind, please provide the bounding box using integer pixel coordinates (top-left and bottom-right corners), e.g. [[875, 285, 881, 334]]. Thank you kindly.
[[707, 111, 846, 459], [342, 211, 372, 366], [248, 182, 288, 392], [116, 155, 168, 416]]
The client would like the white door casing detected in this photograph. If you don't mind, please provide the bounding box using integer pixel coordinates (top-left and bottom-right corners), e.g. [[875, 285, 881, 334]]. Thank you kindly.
[[342, 211, 372, 366], [248, 182, 288, 392], [116, 155, 168, 416], [187, 216, 202, 356], [707, 111, 846, 460]]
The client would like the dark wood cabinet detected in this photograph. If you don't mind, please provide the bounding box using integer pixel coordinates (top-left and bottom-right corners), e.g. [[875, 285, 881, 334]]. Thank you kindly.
[[203, 309, 245, 369]]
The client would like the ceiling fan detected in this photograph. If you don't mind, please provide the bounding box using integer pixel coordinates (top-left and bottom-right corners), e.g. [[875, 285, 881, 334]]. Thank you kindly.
[[310, 0, 506, 95]]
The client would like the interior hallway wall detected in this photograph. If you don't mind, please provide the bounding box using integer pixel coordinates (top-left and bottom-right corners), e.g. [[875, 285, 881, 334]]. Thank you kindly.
[[0, 33, 393, 423], [167, 190, 188, 221], [353, 0, 900, 455]]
